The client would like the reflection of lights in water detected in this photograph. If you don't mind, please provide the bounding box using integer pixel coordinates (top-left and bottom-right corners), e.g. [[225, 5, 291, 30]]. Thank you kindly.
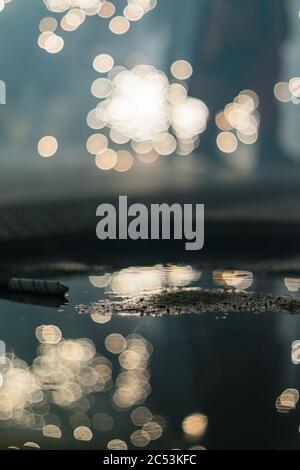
[[92, 412, 114, 431], [285, 278, 300, 292], [143, 420, 163, 440], [107, 439, 128, 450], [73, 425, 93, 441], [105, 264, 201, 297], [91, 311, 112, 323], [276, 389, 299, 414], [4, 267, 300, 448], [24, 441, 40, 449], [213, 270, 253, 290], [182, 413, 208, 438], [35, 325, 62, 344], [45, 413, 61, 427], [0, 332, 114, 432], [0, 277, 216, 449], [119, 350, 141, 370], [105, 333, 127, 354], [109, 265, 164, 297], [73, 395, 94, 412], [216, 90, 259, 153], [70, 413, 91, 429], [131, 406, 152, 426], [112, 334, 153, 411], [89, 274, 112, 288], [130, 429, 151, 447], [0, 364, 42, 424], [42, 424, 62, 438], [291, 341, 300, 365], [0, 264, 211, 446], [165, 264, 201, 287]]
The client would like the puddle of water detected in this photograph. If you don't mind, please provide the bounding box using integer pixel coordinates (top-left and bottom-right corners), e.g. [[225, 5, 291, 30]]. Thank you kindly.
[[0, 264, 300, 450]]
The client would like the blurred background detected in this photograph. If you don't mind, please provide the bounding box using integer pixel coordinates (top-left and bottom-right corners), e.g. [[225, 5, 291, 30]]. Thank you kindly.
[[0, 0, 300, 202], [0, 0, 300, 260], [1, 2, 300, 450]]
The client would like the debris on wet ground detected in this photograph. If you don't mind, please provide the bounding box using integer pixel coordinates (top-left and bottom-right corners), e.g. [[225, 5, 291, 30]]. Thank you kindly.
[[75, 287, 300, 317]]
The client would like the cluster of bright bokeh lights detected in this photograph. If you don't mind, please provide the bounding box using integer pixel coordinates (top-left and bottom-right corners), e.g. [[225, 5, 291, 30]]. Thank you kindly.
[[33, 0, 266, 166], [215, 90, 260, 154], [35, 0, 210, 168], [37, 0, 157, 53], [276, 388, 299, 414], [272, 10, 300, 104], [89, 264, 202, 297], [0, 324, 168, 449], [274, 77, 300, 104], [0, 0, 12, 13], [86, 59, 209, 171], [0, 311, 207, 450], [275, 337, 300, 413], [1, 260, 211, 449], [4, 0, 300, 165], [6, 262, 300, 447], [276, 276, 300, 417]]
